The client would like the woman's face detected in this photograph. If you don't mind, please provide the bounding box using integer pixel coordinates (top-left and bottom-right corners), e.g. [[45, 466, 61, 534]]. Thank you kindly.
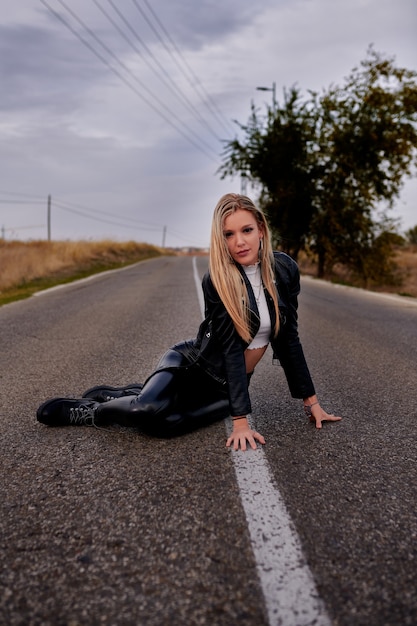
[[223, 209, 263, 266]]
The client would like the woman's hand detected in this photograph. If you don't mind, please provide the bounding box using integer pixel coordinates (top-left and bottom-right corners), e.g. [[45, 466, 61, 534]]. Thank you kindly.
[[226, 417, 266, 451], [304, 397, 342, 429]]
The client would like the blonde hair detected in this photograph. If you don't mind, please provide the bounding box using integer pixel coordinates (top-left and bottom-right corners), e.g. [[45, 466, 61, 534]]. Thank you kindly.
[[209, 193, 280, 343]]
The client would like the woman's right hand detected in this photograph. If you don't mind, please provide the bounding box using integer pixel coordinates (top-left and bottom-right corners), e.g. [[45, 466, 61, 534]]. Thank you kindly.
[[226, 417, 266, 451]]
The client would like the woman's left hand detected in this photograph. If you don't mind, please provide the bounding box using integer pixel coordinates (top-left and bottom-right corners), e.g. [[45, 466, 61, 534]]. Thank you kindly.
[[306, 399, 342, 429], [226, 417, 266, 451]]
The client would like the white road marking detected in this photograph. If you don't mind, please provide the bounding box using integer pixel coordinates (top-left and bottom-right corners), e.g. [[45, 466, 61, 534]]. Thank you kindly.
[[192, 256, 331, 626]]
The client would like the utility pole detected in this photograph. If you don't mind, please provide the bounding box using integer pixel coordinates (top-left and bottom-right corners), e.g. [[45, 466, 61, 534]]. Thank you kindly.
[[162, 225, 167, 248], [256, 82, 276, 111], [47, 194, 51, 241], [240, 172, 248, 195]]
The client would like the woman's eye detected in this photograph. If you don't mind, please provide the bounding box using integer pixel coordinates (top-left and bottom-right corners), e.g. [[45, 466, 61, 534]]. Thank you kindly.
[[243, 227, 254, 233], [224, 232, 233, 238]]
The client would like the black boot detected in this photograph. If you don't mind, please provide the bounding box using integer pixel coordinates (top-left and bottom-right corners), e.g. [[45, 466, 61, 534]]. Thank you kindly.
[[37, 398, 99, 426], [81, 383, 143, 403]]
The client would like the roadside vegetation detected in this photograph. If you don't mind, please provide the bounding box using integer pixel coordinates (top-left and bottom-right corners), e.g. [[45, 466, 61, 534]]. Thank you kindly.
[[4, 50, 417, 306], [0, 239, 164, 306], [298, 242, 417, 298], [0, 238, 415, 309]]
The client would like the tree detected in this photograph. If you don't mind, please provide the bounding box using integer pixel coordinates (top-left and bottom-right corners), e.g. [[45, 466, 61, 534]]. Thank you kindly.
[[219, 88, 317, 259], [219, 48, 417, 281], [311, 47, 417, 277]]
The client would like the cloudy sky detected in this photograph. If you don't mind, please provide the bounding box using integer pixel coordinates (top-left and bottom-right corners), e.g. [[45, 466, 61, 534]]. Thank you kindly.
[[1, 0, 416, 248]]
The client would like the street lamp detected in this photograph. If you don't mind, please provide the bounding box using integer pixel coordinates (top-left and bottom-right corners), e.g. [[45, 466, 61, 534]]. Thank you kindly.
[[256, 82, 276, 110]]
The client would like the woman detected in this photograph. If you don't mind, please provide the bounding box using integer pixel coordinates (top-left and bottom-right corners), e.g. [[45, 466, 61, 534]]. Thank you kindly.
[[37, 193, 341, 450]]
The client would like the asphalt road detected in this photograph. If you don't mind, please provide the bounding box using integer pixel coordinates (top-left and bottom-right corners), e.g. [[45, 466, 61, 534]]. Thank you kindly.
[[0, 255, 416, 626]]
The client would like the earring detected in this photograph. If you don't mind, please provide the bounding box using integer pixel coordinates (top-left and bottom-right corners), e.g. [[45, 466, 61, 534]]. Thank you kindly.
[[258, 238, 264, 260]]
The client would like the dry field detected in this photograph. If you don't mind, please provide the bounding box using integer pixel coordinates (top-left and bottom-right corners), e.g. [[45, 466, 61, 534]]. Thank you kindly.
[[298, 244, 417, 298], [391, 246, 417, 297], [0, 240, 416, 304], [0, 240, 163, 303]]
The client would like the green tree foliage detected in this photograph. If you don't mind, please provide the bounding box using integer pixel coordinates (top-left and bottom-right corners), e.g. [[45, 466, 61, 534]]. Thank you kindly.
[[219, 88, 317, 258], [312, 47, 417, 278], [219, 48, 417, 281]]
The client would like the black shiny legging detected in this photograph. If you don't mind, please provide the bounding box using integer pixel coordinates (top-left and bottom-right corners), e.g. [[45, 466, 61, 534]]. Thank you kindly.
[[95, 348, 233, 437]]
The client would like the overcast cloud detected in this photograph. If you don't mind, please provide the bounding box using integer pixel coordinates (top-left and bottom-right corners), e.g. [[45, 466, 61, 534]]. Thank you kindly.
[[0, 0, 416, 247]]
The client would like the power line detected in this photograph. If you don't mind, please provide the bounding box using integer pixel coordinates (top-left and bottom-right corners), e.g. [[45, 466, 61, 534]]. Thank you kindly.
[[52, 198, 208, 247], [0, 190, 46, 199], [40, 0, 219, 161], [53, 0, 218, 157], [53, 197, 162, 229], [53, 200, 163, 232], [0, 192, 207, 247], [165, 227, 208, 248], [133, 0, 235, 137], [0, 200, 45, 204], [53, 200, 207, 247], [0, 190, 46, 207], [93, 0, 223, 142]]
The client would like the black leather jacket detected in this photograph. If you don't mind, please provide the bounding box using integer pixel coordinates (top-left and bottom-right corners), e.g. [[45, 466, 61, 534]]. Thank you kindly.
[[189, 251, 315, 417]]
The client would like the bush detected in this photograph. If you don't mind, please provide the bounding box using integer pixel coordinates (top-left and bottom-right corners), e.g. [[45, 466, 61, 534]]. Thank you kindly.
[[405, 225, 417, 244]]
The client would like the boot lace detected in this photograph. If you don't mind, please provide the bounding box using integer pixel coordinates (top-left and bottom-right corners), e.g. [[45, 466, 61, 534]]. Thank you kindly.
[[69, 404, 96, 425]]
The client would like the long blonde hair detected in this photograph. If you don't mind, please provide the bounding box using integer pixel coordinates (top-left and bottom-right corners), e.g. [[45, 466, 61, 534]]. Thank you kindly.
[[209, 193, 280, 343]]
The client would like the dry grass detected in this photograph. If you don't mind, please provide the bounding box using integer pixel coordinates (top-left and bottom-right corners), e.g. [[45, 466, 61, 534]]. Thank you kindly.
[[0, 239, 164, 304], [1, 239, 416, 306], [298, 244, 417, 298], [391, 246, 417, 297]]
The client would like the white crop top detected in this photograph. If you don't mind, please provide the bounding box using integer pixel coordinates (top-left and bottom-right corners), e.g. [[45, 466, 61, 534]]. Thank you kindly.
[[243, 263, 271, 350]]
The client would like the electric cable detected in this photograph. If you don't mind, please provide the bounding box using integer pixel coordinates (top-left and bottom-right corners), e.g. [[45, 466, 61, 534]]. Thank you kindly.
[[133, 0, 235, 137], [53, 0, 218, 157], [93, 0, 222, 141], [0, 200, 45, 204], [52, 198, 163, 229], [53, 200, 162, 232], [54, 201, 207, 247], [0, 190, 46, 199], [40, 0, 219, 161]]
